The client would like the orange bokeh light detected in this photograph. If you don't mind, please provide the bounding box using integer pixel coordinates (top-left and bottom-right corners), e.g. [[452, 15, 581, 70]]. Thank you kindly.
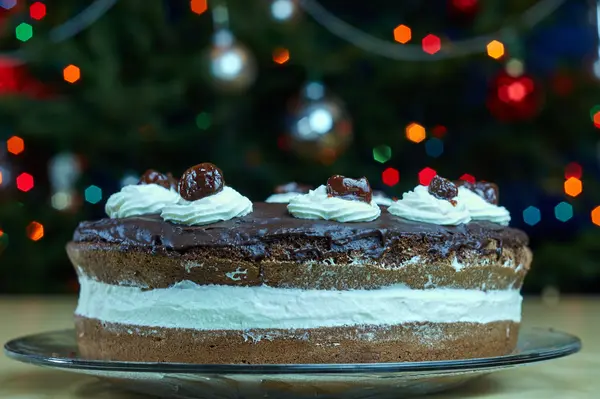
[[393, 25, 411, 44], [63, 64, 81, 83], [26, 221, 44, 241], [273, 47, 290, 64], [0, 170, 3, 186], [406, 123, 426, 143], [592, 206, 600, 226], [564, 177, 582, 197], [190, 0, 208, 15], [486, 40, 505, 59], [593, 111, 600, 128], [7, 136, 24, 155]]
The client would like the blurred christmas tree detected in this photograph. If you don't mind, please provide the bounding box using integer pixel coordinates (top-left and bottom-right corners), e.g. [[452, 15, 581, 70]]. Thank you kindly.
[[0, 0, 599, 293]]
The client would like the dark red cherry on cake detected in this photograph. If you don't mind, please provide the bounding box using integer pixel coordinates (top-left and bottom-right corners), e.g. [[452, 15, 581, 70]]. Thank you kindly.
[[456, 180, 499, 205], [428, 175, 458, 204], [275, 182, 312, 194], [178, 163, 225, 201], [138, 169, 172, 189], [326, 175, 372, 203]]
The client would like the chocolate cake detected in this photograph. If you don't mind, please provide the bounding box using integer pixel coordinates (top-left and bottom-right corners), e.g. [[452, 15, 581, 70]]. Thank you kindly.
[[68, 168, 531, 364]]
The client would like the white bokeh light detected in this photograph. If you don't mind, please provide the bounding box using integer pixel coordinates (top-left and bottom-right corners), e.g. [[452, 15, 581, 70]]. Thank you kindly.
[[308, 108, 333, 134], [271, 0, 294, 21], [212, 50, 243, 81]]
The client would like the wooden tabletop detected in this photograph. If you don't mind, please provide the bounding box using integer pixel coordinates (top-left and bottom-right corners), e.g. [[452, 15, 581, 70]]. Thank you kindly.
[[0, 296, 597, 398]]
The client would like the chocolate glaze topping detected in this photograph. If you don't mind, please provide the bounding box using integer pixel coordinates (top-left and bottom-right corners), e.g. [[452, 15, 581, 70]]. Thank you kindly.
[[73, 203, 528, 260], [275, 182, 312, 194], [139, 169, 172, 189], [326, 175, 372, 203], [178, 163, 224, 201]]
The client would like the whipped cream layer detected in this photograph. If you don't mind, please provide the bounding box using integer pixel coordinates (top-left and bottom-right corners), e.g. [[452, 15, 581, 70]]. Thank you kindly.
[[457, 187, 511, 226], [161, 186, 252, 226], [388, 185, 471, 225], [105, 184, 180, 219], [288, 185, 381, 223], [76, 277, 522, 330], [265, 192, 302, 203]]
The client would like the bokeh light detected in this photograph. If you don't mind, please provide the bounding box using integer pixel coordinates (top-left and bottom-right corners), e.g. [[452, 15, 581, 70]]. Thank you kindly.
[[16, 173, 34, 192], [592, 206, 600, 226], [422, 34, 441, 55], [373, 145, 392, 163], [272, 47, 290, 64], [26, 221, 44, 241], [190, 0, 208, 15], [486, 40, 504, 59], [0, 170, 3, 186], [459, 173, 476, 183], [554, 202, 573, 222], [0, 0, 16, 10], [382, 167, 399, 186], [51, 191, 73, 211], [15, 22, 33, 42], [418, 167, 437, 185], [85, 185, 102, 204], [425, 138, 444, 158], [564, 177, 582, 197], [195, 112, 211, 130], [6, 136, 24, 155], [523, 206, 541, 226], [505, 59, 524, 77], [431, 125, 447, 138], [393, 25, 411, 44], [63, 65, 81, 83], [0, 229, 7, 255], [564, 162, 582, 179], [271, 0, 295, 21], [29, 2, 46, 20], [406, 122, 426, 143]]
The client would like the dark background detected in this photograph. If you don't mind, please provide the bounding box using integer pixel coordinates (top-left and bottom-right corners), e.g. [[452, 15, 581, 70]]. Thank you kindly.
[[0, 0, 599, 294]]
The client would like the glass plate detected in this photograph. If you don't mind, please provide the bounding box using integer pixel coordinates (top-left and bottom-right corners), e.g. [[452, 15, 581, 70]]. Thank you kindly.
[[4, 327, 580, 398]]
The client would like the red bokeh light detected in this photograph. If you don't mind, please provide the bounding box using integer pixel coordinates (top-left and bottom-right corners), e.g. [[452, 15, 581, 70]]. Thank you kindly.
[[16, 172, 34, 192], [29, 2, 46, 20], [459, 173, 476, 184], [26, 221, 44, 241], [382, 167, 400, 187], [498, 77, 534, 103], [452, 0, 478, 12], [418, 167, 437, 185], [422, 34, 441, 55], [564, 162, 582, 180], [431, 125, 447, 138]]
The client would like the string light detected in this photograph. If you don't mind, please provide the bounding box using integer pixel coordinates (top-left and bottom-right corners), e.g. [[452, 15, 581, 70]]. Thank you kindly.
[[272, 47, 290, 64], [459, 173, 476, 183], [564, 162, 582, 179], [554, 202, 573, 222], [15, 23, 33, 42], [418, 167, 437, 185], [190, 0, 208, 15], [373, 145, 392, 163], [523, 206, 541, 226], [16, 173, 34, 192], [382, 167, 400, 186], [422, 34, 441, 55], [564, 177, 582, 197], [406, 122, 426, 143], [486, 40, 505, 59], [84, 185, 102, 204], [393, 25, 411, 44], [26, 221, 44, 241], [30, 2, 47, 20], [63, 65, 81, 83], [6, 136, 24, 155], [592, 206, 600, 226]]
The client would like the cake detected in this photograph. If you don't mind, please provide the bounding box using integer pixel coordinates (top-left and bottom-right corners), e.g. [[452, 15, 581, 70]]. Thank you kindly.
[[68, 165, 531, 364]]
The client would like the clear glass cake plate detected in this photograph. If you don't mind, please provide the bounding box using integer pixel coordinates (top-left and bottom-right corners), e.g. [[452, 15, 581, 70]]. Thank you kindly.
[[4, 327, 581, 398]]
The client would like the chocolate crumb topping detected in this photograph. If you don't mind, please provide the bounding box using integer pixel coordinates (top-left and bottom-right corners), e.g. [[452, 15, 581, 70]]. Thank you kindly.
[[139, 169, 172, 189], [456, 180, 499, 205], [178, 163, 225, 201], [275, 182, 312, 194], [428, 176, 458, 205], [326, 175, 372, 203]]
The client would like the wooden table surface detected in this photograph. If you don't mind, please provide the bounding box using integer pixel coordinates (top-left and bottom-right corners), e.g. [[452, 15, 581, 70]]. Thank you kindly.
[[0, 296, 596, 398]]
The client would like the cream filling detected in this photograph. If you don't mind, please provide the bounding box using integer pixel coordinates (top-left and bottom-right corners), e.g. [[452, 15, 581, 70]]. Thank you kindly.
[[75, 277, 522, 330]]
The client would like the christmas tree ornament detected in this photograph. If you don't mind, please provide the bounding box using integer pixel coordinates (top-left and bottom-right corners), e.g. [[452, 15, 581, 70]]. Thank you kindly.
[[487, 71, 543, 122], [206, 3, 256, 92], [286, 81, 353, 164]]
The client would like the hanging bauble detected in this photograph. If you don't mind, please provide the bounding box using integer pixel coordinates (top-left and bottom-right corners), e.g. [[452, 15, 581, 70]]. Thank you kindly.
[[486, 71, 543, 122], [207, 29, 257, 93], [270, 0, 299, 22], [286, 82, 353, 164]]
